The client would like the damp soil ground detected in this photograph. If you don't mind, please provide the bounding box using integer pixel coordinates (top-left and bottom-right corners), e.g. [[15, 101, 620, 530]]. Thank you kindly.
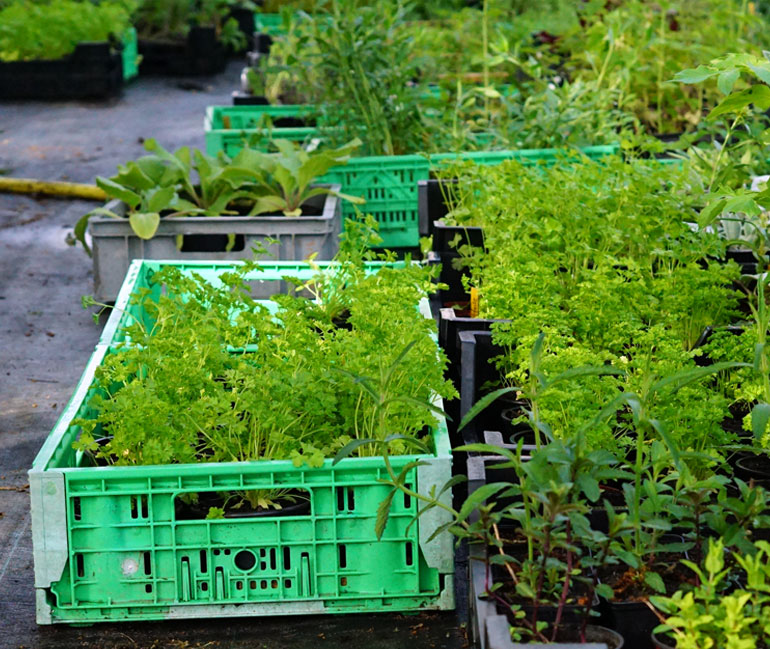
[[0, 62, 466, 649]]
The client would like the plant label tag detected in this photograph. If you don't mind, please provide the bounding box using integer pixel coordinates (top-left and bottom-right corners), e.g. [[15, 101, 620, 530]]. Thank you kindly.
[[470, 287, 479, 318]]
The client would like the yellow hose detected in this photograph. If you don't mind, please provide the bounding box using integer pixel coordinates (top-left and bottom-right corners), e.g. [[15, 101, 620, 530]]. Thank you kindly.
[[0, 177, 107, 201]]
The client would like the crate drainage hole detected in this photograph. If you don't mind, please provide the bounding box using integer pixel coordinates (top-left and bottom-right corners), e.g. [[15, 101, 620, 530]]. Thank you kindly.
[[234, 550, 256, 571]]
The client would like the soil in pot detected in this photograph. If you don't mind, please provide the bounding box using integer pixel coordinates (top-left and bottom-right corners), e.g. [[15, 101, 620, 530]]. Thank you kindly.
[[599, 545, 695, 649]]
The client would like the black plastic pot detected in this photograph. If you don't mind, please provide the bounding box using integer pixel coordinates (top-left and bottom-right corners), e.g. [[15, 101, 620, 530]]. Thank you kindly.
[[229, 8, 256, 53], [139, 26, 226, 76], [418, 178, 455, 239], [650, 630, 676, 649], [0, 41, 124, 100], [599, 598, 659, 649], [734, 452, 770, 485], [176, 491, 311, 520], [83, 436, 116, 466], [419, 179, 485, 306], [223, 498, 310, 518], [232, 90, 270, 105], [553, 625, 625, 649], [253, 32, 274, 55]]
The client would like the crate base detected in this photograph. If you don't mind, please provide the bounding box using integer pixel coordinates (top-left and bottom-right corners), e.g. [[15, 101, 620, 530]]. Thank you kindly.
[[39, 577, 454, 625]]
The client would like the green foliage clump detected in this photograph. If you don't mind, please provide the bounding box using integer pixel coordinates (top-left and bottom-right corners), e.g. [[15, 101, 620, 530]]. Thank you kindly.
[[0, 0, 133, 62], [440, 155, 743, 455], [73, 234, 456, 469], [73, 137, 362, 252], [134, 0, 251, 49]]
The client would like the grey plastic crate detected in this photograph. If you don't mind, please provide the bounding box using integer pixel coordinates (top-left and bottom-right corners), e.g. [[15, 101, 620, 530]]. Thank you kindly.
[[89, 186, 341, 301]]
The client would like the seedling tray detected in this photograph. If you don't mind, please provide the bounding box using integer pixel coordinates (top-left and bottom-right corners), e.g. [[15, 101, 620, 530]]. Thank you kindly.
[[0, 28, 137, 100], [30, 259, 455, 625], [89, 185, 341, 302], [138, 27, 225, 76]]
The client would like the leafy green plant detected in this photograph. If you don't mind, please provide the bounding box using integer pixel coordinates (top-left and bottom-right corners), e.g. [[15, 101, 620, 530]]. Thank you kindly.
[[135, 0, 254, 49], [563, 0, 767, 135], [336, 427, 631, 643], [72, 137, 363, 253], [298, 0, 425, 155], [651, 538, 770, 649], [220, 137, 364, 215], [0, 0, 133, 61], [73, 239, 456, 495]]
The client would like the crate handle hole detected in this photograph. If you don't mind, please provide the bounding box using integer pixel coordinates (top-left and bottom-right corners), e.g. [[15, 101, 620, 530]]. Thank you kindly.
[[234, 550, 257, 572]]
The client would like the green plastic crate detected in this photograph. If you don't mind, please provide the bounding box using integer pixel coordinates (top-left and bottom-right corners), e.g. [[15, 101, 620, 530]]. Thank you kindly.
[[317, 155, 432, 249], [254, 11, 330, 36], [254, 12, 289, 36], [121, 27, 139, 82], [203, 106, 620, 248], [205, 105, 317, 156], [315, 146, 620, 249], [30, 260, 454, 625]]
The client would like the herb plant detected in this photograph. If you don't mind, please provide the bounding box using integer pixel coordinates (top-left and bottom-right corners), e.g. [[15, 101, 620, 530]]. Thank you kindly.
[[73, 238, 456, 511], [651, 539, 770, 649], [0, 0, 133, 61], [72, 137, 363, 253], [134, 0, 254, 49]]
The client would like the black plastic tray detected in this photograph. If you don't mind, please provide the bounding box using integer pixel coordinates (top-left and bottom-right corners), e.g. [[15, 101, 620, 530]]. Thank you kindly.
[[138, 27, 226, 76], [0, 41, 123, 100]]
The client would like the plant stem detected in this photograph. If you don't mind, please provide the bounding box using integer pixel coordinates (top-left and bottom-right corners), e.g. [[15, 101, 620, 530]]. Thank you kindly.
[[708, 114, 741, 193], [656, 8, 665, 135], [550, 520, 573, 642], [482, 0, 489, 124], [530, 517, 553, 631]]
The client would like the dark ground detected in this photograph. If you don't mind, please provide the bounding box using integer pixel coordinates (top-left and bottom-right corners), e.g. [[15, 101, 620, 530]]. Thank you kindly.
[[0, 62, 466, 649]]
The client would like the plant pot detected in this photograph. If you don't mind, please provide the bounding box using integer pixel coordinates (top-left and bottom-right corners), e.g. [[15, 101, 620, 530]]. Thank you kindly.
[[253, 32, 274, 55], [89, 186, 342, 302], [734, 452, 770, 485], [554, 625, 624, 648], [650, 630, 676, 649], [458, 329, 511, 445], [484, 615, 623, 649], [175, 490, 312, 520], [82, 436, 115, 466], [417, 178, 457, 239], [229, 8, 256, 53], [138, 26, 226, 76], [599, 598, 659, 649], [232, 91, 270, 105]]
